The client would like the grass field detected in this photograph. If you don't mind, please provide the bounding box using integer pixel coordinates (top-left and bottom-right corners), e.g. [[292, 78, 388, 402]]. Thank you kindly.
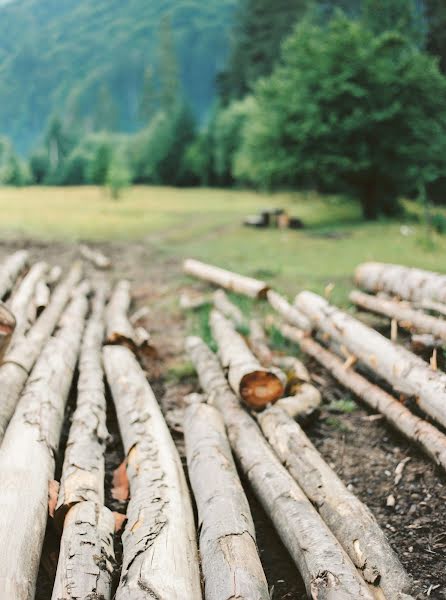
[[1, 185, 446, 304]]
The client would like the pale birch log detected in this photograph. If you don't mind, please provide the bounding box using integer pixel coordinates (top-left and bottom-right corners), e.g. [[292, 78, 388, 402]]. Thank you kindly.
[[267, 289, 311, 333], [210, 309, 284, 409], [186, 336, 374, 600], [7, 262, 48, 343], [249, 318, 273, 366], [35, 280, 50, 315], [272, 355, 310, 385], [414, 298, 446, 317], [257, 406, 413, 599], [79, 244, 112, 270], [0, 250, 29, 300], [51, 501, 115, 600], [56, 281, 109, 520], [213, 289, 245, 327], [184, 258, 269, 299], [184, 402, 269, 600], [296, 291, 446, 429], [276, 384, 322, 420], [350, 290, 446, 341], [280, 323, 446, 474], [355, 262, 446, 304], [0, 292, 88, 600], [0, 302, 15, 362], [0, 262, 83, 443], [103, 345, 201, 600], [48, 265, 63, 285]]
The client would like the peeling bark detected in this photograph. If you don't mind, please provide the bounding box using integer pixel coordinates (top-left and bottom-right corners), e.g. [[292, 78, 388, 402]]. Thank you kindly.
[[184, 402, 269, 600], [213, 289, 245, 327], [186, 336, 374, 600], [103, 345, 202, 600], [0, 250, 29, 300], [267, 290, 311, 333]]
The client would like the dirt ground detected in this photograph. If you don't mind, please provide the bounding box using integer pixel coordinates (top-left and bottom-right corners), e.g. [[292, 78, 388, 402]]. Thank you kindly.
[[1, 239, 444, 600]]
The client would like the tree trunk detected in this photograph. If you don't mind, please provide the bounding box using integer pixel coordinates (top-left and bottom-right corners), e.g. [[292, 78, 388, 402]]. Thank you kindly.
[[0, 262, 83, 443], [0, 302, 15, 362], [184, 258, 269, 299], [213, 289, 245, 327], [280, 323, 446, 474], [266, 290, 311, 333], [0, 292, 88, 599], [355, 262, 446, 304], [350, 290, 446, 341], [0, 250, 29, 300], [184, 402, 269, 600], [249, 318, 273, 366], [79, 244, 111, 270], [51, 501, 115, 600], [257, 406, 413, 599], [103, 345, 202, 600], [186, 336, 375, 600], [34, 280, 50, 316], [296, 291, 446, 429], [210, 309, 284, 409]]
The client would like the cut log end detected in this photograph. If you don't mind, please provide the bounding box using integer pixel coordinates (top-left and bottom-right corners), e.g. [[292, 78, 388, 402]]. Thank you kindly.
[[240, 370, 284, 409]]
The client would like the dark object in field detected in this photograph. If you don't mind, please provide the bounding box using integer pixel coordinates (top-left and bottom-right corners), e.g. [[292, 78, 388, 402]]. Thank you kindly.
[[243, 208, 304, 230]]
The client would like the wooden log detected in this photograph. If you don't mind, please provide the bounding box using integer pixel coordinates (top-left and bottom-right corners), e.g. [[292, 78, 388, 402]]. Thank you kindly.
[[213, 288, 245, 327], [210, 309, 284, 409], [249, 318, 273, 365], [415, 298, 446, 317], [267, 289, 311, 333], [0, 302, 15, 362], [257, 406, 413, 599], [51, 501, 115, 600], [355, 261, 446, 304], [79, 244, 112, 270], [0, 250, 29, 300], [272, 355, 310, 387], [186, 336, 375, 600], [48, 265, 63, 285], [296, 291, 446, 429], [280, 323, 446, 474], [276, 384, 321, 421], [350, 289, 446, 341], [34, 279, 50, 315], [184, 258, 269, 299], [103, 345, 201, 600], [56, 281, 109, 520], [106, 280, 134, 344], [0, 262, 83, 443], [0, 291, 88, 599], [184, 402, 269, 600]]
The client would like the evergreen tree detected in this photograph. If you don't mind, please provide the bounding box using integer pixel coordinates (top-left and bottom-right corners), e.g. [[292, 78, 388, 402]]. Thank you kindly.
[[93, 84, 119, 131], [139, 66, 159, 123], [361, 0, 425, 45], [158, 17, 180, 113], [425, 0, 446, 72]]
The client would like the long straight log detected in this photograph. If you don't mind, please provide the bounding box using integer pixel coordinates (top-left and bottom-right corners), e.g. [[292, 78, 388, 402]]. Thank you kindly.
[[0, 262, 83, 443], [350, 290, 446, 341], [267, 289, 311, 333], [296, 291, 446, 429], [0, 292, 88, 599], [0, 250, 29, 299], [355, 262, 446, 304], [186, 336, 374, 600], [184, 402, 269, 600], [184, 258, 269, 299], [249, 318, 273, 366], [257, 405, 413, 599], [0, 302, 15, 362], [79, 244, 111, 270], [210, 309, 284, 409], [280, 323, 446, 473], [34, 279, 50, 315], [213, 289, 245, 327], [103, 345, 201, 600]]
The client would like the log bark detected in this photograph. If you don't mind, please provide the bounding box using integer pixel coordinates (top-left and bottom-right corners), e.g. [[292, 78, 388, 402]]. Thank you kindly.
[[186, 336, 375, 600], [257, 406, 413, 599], [249, 318, 273, 365], [355, 262, 446, 304], [213, 289, 245, 327], [210, 309, 284, 409], [103, 345, 201, 600], [35, 279, 50, 315], [280, 323, 446, 474], [350, 290, 446, 341], [272, 355, 310, 387], [0, 292, 88, 599], [267, 289, 311, 333], [184, 258, 269, 299], [0, 250, 29, 300], [296, 291, 446, 429], [276, 384, 321, 421], [51, 501, 115, 600], [0, 302, 15, 362], [56, 281, 109, 520], [0, 262, 83, 443], [184, 402, 269, 600], [79, 244, 112, 270]]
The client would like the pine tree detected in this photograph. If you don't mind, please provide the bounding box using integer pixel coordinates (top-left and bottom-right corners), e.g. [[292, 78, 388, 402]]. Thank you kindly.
[[361, 0, 425, 45], [425, 0, 446, 73], [139, 66, 159, 123], [93, 84, 119, 131], [158, 16, 180, 113]]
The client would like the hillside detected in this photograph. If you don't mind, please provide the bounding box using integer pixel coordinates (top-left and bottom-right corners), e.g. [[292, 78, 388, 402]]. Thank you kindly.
[[0, 0, 237, 153]]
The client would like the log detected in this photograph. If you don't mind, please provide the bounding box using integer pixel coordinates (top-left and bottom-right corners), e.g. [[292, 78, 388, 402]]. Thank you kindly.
[[184, 258, 269, 299], [48, 265, 63, 285], [275, 384, 322, 421], [415, 298, 446, 317], [0, 250, 29, 300], [79, 244, 112, 270], [213, 288, 245, 327], [350, 289, 446, 341], [186, 336, 375, 600], [0, 302, 15, 362], [249, 318, 273, 365], [51, 501, 115, 600], [296, 291, 446, 429], [272, 355, 310, 387], [267, 289, 311, 333], [355, 262, 446, 304], [257, 406, 413, 599], [210, 309, 284, 409], [184, 402, 269, 600], [103, 345, 201, 599], [0, 262, 83, 443], [0, 291, 88, 599], [34, 280, 50, 315], [280, 323, 446, 474]]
